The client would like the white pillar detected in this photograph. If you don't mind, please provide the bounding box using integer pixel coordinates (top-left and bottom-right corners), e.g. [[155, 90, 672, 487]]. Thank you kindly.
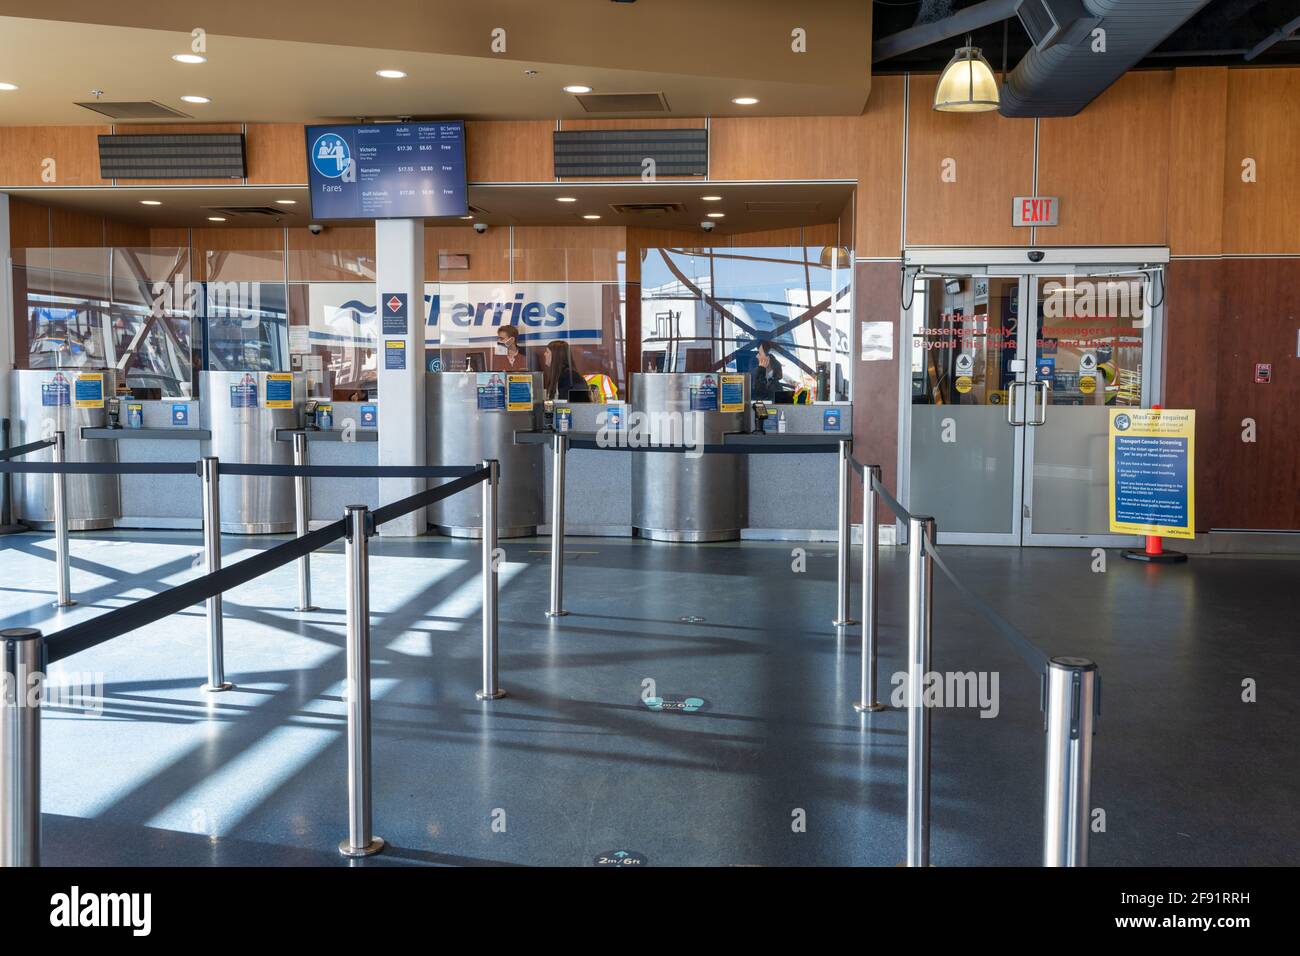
[[374, 219, 426, 536], [0, 194, 12, 423]]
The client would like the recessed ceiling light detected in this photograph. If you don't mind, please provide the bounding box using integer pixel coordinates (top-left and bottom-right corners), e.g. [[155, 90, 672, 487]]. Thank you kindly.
[[180, 95, 210, 104], [701, 195, 722, 201], [732, 96, 759, 106], [208, 216, 226, 222], [275, 199, 296, 205], [707, 212, 726, 218], [459, 215, 474, 220], [582, 214, 601, 220], [376, 70, 407, 79], [556, 196, 577, 203], [563, 85, 592, 94], [0, 82, 18, 91], [172, 54, 206, 64], [140, 200, 162, 206]]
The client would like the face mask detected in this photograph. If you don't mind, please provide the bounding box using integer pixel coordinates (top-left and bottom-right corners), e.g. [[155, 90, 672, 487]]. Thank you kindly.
[[495, 342, 507, 354]]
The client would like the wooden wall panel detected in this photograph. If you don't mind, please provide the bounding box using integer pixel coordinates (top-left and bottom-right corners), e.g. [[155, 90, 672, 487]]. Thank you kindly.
[[1167, 68, 1227, 256], [559, 118, 707, 130], [50, 207, 104, 247], [104, 219, 151, 248], [852, 261, 901, 508], [513, 225, 624, 282], [149, 228, 191, 249], [905, 74, 1034, 247], [425, 225, 511, 282], [112, 124, 248, 187], [286, 225, 375, 282], [194, 226, 286, 282], [1036, 71, 1172, 247], [7, 198, 51, 247], [709, 115, 860, 182], [0, 126, 111, 186], [466, 120, 553, 183], [1222, 68, 1300, 255], [245, 123, 308, 184]]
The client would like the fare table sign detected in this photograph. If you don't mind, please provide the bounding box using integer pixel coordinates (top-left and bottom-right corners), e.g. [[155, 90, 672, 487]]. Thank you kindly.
[[1108, 409, 1195, 540]]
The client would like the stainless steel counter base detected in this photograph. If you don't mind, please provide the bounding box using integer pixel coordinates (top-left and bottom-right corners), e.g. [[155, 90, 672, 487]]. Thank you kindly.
[[630, 373, 748, 543], [435, 524, 537, 539]]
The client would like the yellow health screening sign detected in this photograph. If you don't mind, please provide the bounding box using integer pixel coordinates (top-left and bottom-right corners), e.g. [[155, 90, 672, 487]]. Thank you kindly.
[[1108, 408, 1195, 540]]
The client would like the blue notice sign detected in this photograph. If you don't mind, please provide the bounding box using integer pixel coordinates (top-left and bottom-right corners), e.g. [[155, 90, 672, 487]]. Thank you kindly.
[[384, 340, 406, 370], [360, 404, 378, 428], [41, 381, 70, 407], [823, 408, 842, 431], [691, 374, 719, 412], [1113, 435, 1190, 529], [266, 376, 292, 407], [306, 122, 468, 220], [381, 293, 408, 335], [172, 403, 190, 426]]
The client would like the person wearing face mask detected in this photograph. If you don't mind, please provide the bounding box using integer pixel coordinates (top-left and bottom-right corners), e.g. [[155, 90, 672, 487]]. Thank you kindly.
[[492, 324, 535, 372]]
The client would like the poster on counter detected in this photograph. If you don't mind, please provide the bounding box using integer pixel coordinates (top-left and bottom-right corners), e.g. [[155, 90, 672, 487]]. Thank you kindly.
[[230, 373, 258, 408], [42, 373, 70, 407], [265, 372, 294, 409], [1108, 408, 1195, 540], [476, 372, 506, 411], [506, 373, 534, 411], [720, 374, 745, 412], [690, 373, 719, 412], [172, 403, 190, 427], [74, 373, 105, 409]]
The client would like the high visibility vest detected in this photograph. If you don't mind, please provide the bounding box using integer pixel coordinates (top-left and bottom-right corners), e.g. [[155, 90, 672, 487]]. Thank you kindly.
[[584, 373, 618, 403]]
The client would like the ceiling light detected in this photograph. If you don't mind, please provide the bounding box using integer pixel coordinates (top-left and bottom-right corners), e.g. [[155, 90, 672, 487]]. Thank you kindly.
[[563, 85, 593, 94], [376, 70, 407, 79], [180, 95, 210, 104], [275, 199, 296, 205], [707, 212, 725, 218], [459, 215, 474, 220], [731, 97, 759, 106], [139, 200, 162, 206], [172, 54, 206, 64], [208, 216, 226, 222], [582, 214, 601, 220], [556, 196, 577, 203], [0, 83, 18, 91], [701, 195, 722, 202], [933, 41, 999, 113]]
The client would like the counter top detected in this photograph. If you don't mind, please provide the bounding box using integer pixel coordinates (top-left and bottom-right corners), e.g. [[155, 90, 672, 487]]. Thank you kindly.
[[82, 427, 211, 440]]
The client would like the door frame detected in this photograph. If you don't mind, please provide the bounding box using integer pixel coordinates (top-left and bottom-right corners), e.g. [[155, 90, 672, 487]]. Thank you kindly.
[[897, 247, 1170, 547]]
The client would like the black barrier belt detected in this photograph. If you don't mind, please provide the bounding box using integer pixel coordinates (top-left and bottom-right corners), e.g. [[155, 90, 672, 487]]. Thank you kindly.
[[44, 519, 348, 664], [0, 438, 55, 460], [848, 456, 866, 476], [869, 472, 915, 525], [219, 463, 479, 479], [370, 468, 489, 528], [0, 460, 199, 476], [923, 539, 1050, 674], [565, 438, 842, 455]]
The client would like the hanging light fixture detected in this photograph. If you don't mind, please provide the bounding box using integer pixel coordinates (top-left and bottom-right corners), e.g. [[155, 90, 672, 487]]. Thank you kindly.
[[933, 37, 1000, 113]]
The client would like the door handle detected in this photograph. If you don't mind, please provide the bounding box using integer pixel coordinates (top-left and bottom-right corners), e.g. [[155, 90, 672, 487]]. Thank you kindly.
[[1007, 381, 1025, 426], [1030, 381, 1048, 425]]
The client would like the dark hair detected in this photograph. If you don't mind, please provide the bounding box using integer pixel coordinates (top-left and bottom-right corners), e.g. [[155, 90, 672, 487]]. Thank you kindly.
[[756, 340, 770, 354], [498, 325, 520, 342], [543, 340, 575, 398]]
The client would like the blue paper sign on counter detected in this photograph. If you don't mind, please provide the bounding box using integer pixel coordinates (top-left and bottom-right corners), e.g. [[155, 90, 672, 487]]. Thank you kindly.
[[823, 408, 842, 431], [230, 375, 258, 408], [42, 380, 70, 407], [381, 293, 408, 335], [172, 404, 190, 426], [360, 404, 378, 428], [690, 374, 719, 412]]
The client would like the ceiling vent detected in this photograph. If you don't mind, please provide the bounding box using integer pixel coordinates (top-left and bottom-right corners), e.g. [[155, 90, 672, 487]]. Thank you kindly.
[[1016, 0, 1098, 51], [609, 202, 687, 215], [76, 100, 192, 120], [203, 206, 287, 219], [744, 201, 822, 214], [574, 92, 670, 113]]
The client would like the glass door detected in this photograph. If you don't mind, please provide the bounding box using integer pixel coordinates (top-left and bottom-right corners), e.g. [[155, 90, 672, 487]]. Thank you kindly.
[[1021, 272, 1153, 546]]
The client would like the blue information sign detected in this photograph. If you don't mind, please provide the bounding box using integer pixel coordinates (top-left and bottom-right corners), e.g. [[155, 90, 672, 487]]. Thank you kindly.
[[172, 403, 189, 426], [306, 123, 468, 220], [41, 381, 70, 407], [823, 408, 842, 431], [381, 293, 408, 335], [690, 374, 719, 412], [360, 404, 378, 428]]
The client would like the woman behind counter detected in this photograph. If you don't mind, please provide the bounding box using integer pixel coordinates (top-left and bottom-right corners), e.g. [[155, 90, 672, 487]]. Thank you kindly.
[[542, 340, 585, 400]]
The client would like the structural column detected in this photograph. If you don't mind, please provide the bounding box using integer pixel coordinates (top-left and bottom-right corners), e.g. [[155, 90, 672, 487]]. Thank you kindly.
[[374, 219, 426, 536]]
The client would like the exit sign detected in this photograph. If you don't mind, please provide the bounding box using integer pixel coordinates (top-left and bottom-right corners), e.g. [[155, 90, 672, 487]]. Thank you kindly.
[[1013, 196, 1059, 227]]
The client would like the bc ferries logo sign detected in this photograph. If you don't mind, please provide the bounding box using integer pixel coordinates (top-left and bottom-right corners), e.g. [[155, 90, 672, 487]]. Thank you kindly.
[[311, 133, 352, 179]]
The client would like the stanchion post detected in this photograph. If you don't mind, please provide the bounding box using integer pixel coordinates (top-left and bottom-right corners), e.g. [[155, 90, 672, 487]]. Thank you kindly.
[[477, 459, 505, 700], [546, 434, 569, 618], [292, 432, 317, 612], [199, 457, 232, 692], [340, 505, 384, 858], [51, 430, 74, 608], [833, 439, 856, 626], [854, 465, 884, 713], [906, 515, 935, 867], [0, 628, 43, 867], [1042, 656, 1098, 867]]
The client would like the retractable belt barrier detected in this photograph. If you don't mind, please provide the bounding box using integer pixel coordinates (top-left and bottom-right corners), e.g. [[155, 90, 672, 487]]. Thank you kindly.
[[0, 460, 477, 479], [0, 438, 55, 461]]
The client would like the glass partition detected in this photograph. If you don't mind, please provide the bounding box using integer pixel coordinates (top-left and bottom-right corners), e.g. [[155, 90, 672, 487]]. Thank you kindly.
[[11, 246, 195, 396], [638, 244, 852, 400]]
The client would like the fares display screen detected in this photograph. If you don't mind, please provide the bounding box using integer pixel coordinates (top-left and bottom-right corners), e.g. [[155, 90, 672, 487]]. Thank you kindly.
[[305, 122, 468, 220]]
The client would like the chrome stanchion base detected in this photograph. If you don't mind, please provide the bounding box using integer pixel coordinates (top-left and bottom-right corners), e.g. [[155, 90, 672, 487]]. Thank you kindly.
[[200, 681, 234, 693], [295, 605, 320, 612], [544, 609, 570, 618], [853, 700, 886, 713], [53, 599, 77, 609], [338, 836, 385, 859], [475, 688, 507, 701], [833, 618, 858, 627]]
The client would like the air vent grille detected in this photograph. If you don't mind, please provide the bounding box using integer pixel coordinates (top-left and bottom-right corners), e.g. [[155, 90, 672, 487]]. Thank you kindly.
[[574, 92, 670, 113], [554, 129, 707, 178], [203, 206, 287, 219], [609, 202, 687, 215], [75, 100, 192, 120], [99, 133, 247, 179]]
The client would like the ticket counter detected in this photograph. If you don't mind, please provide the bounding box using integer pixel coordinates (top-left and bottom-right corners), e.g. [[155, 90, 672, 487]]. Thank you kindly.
[[426, 371, 544, 537]]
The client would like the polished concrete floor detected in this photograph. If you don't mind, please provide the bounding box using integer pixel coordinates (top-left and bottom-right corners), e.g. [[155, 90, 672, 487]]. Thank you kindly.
[[1, 527, 1296, 866]]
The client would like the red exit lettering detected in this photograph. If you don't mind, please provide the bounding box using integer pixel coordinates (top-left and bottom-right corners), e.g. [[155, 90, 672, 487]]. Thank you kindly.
[[1021, 198, 1053, 222]]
